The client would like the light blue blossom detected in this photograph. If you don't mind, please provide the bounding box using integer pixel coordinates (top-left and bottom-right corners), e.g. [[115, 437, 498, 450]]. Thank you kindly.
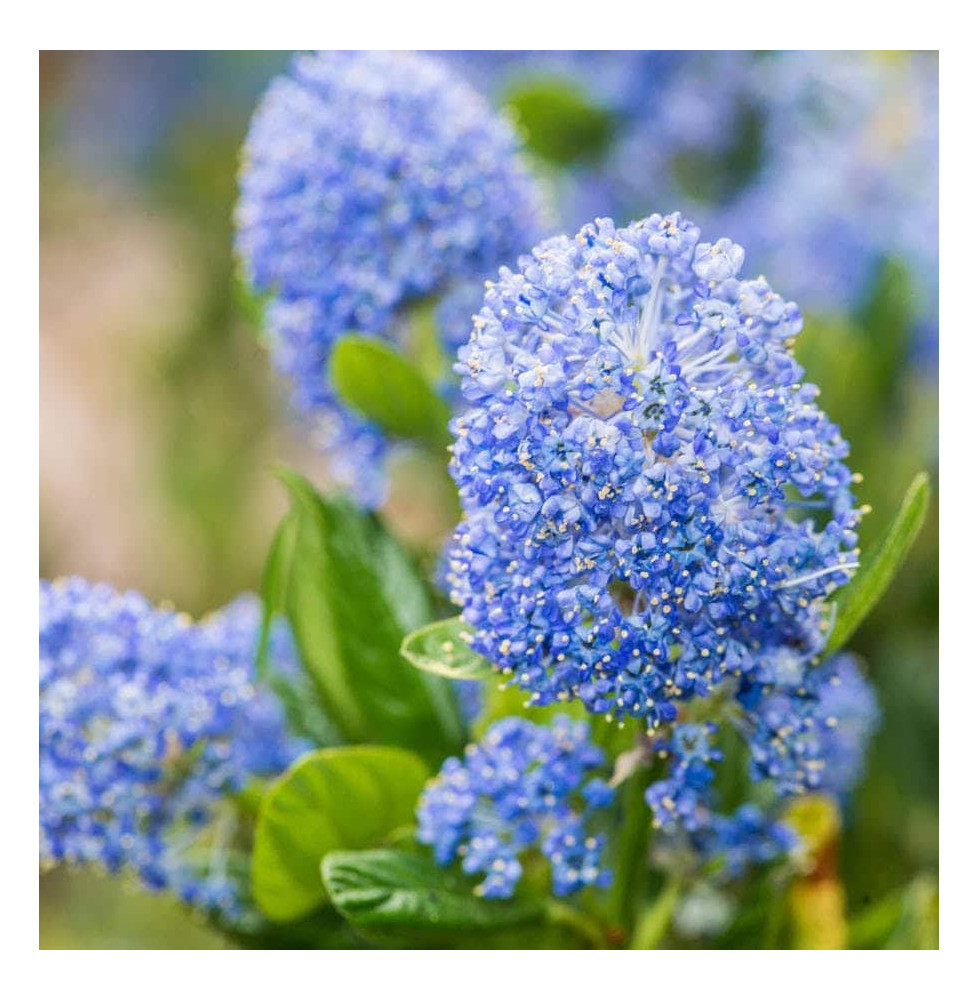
[[39, 578, 305, 920], [646, 723, 796, 879], [237, 50, 548, 505], [446, 213, 861, 728], [738, 652, 880, 798], [416, 716, 613, 899]]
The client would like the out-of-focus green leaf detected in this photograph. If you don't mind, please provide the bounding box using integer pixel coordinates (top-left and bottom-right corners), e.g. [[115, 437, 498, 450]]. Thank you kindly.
[[504, 77, 616, 166], [330, 334, 451, 449], [826, 472, 931, 653], [321, 848, 544, 947], [256, 510, 298, 679], [630, 876, 682, 949], [400, 617, 496, 681], [848, 875, 938, 949], [883, 875, 939, 950], [856, 256, 915, 405], [276, 469, 464, 761], [252, 747, 429, 922], [232, 269, 270, 331]]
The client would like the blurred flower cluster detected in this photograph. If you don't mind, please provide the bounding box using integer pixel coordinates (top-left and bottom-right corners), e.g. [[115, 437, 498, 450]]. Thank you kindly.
[[40, 578, 305, 922]]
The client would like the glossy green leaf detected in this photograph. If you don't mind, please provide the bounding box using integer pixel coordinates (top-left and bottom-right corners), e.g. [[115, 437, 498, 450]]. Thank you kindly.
[[276, 469, 464, 761], [252, 747, 429, 922], [255, 512, 337, 747], [826, 472, 931, 654], [400, 617, 496, 682], [330, 334, 451, 448], [321, 848, 544, 947]]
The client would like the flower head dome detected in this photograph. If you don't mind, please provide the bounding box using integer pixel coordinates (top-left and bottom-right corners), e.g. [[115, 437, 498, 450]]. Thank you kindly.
[[236, 50, 548, 505], [39, 579, 304, 919], [446, 213, 861, 727]]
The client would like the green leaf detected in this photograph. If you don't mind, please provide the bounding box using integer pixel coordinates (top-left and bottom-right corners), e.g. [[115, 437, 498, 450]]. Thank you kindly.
[[400, 617, 496, 682], [503, 76, 616, 166], [276, 469, 465, 761], [252, 747, 429, 922], [255, 511, 338, 747], [233, 269, 270, 331], [321, 848, 544, 947], [630, 876, 682, 950], [856, 256, 915, 405], [330, 334, 451, 448], [826, 472, 931, 654], [256, 510, 298, 679]]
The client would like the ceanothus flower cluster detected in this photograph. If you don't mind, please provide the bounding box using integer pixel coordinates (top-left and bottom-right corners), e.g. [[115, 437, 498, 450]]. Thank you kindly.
[[236, 50, 547, 506], [712, 52, 938, 325], [416, 716, 613, 899], [737, 651, 880, 798], [39, 578, 305, 919], [646, 723, 796, 879], [446, 213, 861, 729]]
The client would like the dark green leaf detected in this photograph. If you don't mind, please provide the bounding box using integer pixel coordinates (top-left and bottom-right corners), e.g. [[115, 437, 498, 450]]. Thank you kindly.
[[256, 511, 338, 747], [400, 617, 496, 682], [856, 256, 915, 406], [826, 472, 931, 654], [330, 334, 451, 448], [252, 747, 429, 922], [277, 469, 464, 761], [503, 77, 616, 166], [321, 848, 544, 947]]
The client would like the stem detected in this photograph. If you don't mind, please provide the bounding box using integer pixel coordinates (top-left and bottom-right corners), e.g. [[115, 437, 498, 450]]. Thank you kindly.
[[608, 769, 652, 936], [631, 874, 682, 949], [545, 901, 609, 949]]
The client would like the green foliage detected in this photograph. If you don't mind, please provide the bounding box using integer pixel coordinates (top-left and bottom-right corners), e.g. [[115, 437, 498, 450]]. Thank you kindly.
[[252, 747, 429, 922], [330, 334, 452, 449], [848, 875, 938, 949], [321, 848, 545, 947], [856, 257, 916, 407], [631, 876, 682, 949], [504, 77, 616, 166], [269, 469, 465, 763], [400, 617, 496, 681], [232, 269, 270, 332], [670, 103, 765, 204], [827, 472, 931, 654]]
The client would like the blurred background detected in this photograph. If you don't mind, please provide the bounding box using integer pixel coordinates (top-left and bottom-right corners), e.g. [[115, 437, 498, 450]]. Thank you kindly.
[[39, 50, 937, 948]]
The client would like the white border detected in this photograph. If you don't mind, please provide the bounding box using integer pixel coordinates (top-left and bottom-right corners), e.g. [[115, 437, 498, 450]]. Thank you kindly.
[[12, 11, 963, 986]]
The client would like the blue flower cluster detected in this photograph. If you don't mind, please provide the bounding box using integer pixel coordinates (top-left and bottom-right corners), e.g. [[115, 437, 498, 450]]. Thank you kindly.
[[738, 652, 880, 798], [236, 50, 548, 506], [446, 213, 861, 729], [646, 723, 796, 879], [711, 52, 938, 326], [39, 578, 304, 918], [451, 51, 937, 348], [416, 716, 613, 899]]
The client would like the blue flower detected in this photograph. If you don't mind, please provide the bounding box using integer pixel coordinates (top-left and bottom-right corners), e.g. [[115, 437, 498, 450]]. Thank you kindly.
[[237, 50, 548, 506], [446, 213, 861, 728], [738, 652, 880, 798], [39, 578, 305, 920], [416, 716, 613, 899], [645, 723, 796, 879]]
